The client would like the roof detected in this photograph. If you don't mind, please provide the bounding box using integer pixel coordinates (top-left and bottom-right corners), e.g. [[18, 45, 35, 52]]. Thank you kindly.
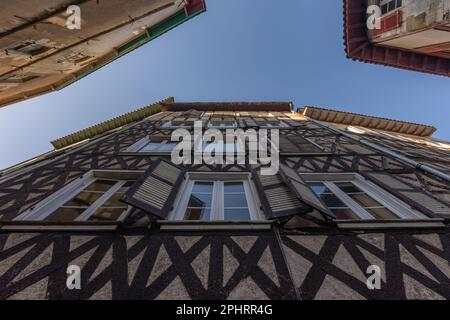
[[0, 0, 206, 108], [51, 97, 174, 149], [343, 0, 450, 77], [162, 102, 293, 112], [51, 100, 293, 150], [299, 106, 436, 137]]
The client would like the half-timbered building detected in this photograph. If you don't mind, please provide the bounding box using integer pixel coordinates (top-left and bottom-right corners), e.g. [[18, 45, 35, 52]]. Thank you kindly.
[[0, 97, 449, 300]]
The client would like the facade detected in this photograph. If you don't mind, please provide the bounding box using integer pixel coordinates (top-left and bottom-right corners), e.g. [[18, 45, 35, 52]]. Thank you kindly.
[[345, 0, 450, 76], [0, 0, 206, 108], [0, 98, 450, 300]]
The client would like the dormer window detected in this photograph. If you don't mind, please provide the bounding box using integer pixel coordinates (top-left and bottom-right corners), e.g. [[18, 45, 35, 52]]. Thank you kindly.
[[126, 135, 177, 153], [208, 120, 237, 128], [258, 120, 287, 128], [162, 120, 195, 128]]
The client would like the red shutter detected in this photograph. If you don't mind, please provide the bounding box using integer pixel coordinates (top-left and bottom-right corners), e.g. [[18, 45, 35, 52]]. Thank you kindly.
[[185, 0, 206, 16], [373, 11, 401, 36]]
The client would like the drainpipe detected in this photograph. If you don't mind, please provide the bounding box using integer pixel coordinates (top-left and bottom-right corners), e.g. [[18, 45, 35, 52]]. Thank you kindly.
[[310, 119, 450, 184]]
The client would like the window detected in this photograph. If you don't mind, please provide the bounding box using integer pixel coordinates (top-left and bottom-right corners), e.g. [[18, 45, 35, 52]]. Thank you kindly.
[[258, 120, 287, 128], [140, 140, 177, 153], [8, 41, 51, 57], [162, 120, 195, 128], [208, 119, 237, 128], [380, 0, 402, 15], [223, 181, 252, 220], [303, 173, 426, 220], [170, 173, 261, 221], [203, 141, 238, 154], [16, 172, 139, 223], [127, 136, 177, 153], [278, 135, 325, 154]]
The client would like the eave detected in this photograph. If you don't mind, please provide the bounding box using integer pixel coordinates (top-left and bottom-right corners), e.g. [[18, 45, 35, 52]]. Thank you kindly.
[[299, 106, 436, 137], [51, 97, 174, 150], [162, 102, 294, 112], [0, 0, 207, 109]]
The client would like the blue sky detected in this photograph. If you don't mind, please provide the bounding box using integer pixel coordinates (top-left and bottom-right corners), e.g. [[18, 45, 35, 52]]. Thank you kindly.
[[0, 0, 449, 170]]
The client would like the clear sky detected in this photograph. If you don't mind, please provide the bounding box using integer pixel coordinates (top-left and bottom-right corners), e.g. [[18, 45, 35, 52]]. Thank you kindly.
[[0, 0, 449, 170]]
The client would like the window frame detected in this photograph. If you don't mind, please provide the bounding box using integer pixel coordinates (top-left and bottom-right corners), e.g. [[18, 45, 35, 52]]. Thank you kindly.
[[269, 134, 327, 155], [14, 170, 141, 223], [258, 120, 289, 129], [200, 140, 245, 156], [161, 120, 195, 129], [169, 172, 263, 222], [207, 120, 238, 129], [379, 0, 402, 16], [126, 136, 177, 153], [301, 173, 427, 221]]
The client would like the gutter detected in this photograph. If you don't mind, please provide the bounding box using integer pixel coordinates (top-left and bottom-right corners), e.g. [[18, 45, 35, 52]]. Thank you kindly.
[[310, 119, 450, 184]]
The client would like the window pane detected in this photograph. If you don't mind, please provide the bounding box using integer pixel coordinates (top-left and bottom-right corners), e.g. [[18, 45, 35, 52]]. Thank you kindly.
[[102, 192, 129, 208], [89, 208, 127, 222], [366, 208, 398, 220], [64, 191, 103, 207], [224, 209, 251, 221], [188, 194, 212, 208], [117, 181, 134, 193], [224, 182, 245, 193], [331, 208, 360, 220], [309, 182, 332, 195], [335, 182, 363, 194], [203, 143, 236, 153], [224, 194, 248, 208], [159, 142, 177, 152], [348, 193, 382, 208], [185, 208, 210, 221], [85, 179, 116, 192], [203, 143, 218, 153], [192, 182, 213, 193], [140, 142, 160, 152], [320, 194, 347, 208], [45, 207, 86, 222], [388, 0, 396, 11], [224, 143, 237, 153]]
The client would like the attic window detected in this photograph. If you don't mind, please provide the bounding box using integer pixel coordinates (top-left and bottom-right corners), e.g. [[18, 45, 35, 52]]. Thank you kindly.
[[162, 120, 195, 128], [379, 0, 402, 15], [208, 119, 237, 128], [8, 41, 51, 57], [126, 135, 177, 153], [0, 73, 39, 83]]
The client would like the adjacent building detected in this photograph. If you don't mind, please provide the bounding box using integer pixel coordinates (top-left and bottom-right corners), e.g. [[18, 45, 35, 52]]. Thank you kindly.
[[0, 98, 449, 300], [345, 0, 450, 76], [0, 1, 206, 108]]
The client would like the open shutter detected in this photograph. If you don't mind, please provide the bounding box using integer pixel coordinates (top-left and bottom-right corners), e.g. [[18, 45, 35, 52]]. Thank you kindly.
[[361, 172, 450, 219], [278, 164, 336, 219], [251, 170, 310, 220], [121, 159, 186, 219]]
